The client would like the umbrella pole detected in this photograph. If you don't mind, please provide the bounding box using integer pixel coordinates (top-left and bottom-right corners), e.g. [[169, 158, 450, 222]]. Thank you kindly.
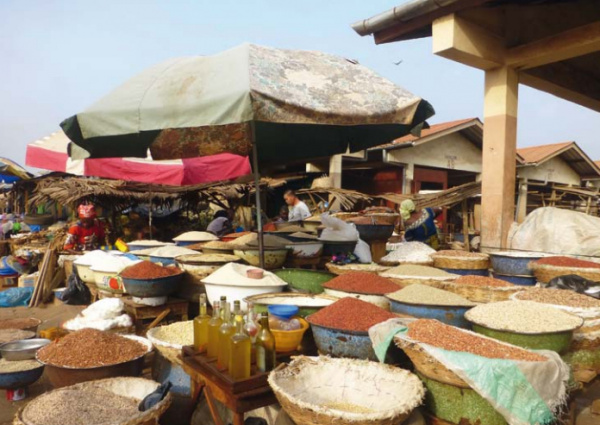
[[251, 122, 265, 269]]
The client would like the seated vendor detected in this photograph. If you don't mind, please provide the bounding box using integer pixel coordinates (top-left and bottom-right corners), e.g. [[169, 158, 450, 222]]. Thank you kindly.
[[207, 210, 233, 237], [400, 200, 441, 249], [283, 190, 311, 222], [64, 204, 106, 251]]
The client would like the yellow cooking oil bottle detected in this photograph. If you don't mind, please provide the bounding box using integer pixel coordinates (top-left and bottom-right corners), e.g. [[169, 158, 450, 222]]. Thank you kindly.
[[229, 310, 251, 380], [193, 294, 211, 352], [217, 301, 235, 369], [207, 300, 222, 358]]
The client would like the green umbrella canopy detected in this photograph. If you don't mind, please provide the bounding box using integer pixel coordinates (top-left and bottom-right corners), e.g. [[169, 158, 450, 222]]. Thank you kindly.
[[62, 43, 434, 163]]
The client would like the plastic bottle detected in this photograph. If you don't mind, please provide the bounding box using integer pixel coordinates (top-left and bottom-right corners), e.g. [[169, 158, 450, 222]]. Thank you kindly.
[[256, 315, 276, 373], [193, 294, 211, 352], [207, 301, 222, 358], [218, 302, 235, 369], [229, 312, 251, 380]]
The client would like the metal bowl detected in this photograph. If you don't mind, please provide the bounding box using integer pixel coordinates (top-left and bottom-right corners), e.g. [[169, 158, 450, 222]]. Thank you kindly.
[[233, 248, 289, 270], [387, 299, 472, 329], [121, 272, 184, 298], [354, 224, 395, 243], [0, 363, 44, 390], [0, 338, 51, 361], [491, 272, 537, 286], [37, 335, 152, 388], [307, 322, 376, 360], [489, 251, 549, 276]]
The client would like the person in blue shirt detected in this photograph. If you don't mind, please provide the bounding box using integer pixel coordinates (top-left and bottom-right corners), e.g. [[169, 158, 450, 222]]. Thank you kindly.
[[400, 200, 441, 249]]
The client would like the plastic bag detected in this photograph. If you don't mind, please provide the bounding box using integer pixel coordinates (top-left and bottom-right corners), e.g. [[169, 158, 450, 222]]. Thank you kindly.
[[547, 275, 600, 299], [354, 239, 372, 263], [319, 213, 359, 241], [0, 287, 34, 307], [61, 271, 91, 305]]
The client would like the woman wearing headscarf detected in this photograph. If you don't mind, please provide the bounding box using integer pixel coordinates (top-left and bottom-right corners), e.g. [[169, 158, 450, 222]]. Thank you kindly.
[[64, 204, 106, 251], [400, 200, 441, 249]]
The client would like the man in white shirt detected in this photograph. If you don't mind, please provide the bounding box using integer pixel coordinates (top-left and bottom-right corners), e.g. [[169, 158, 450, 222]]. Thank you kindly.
[[283, 190, 311, 222]]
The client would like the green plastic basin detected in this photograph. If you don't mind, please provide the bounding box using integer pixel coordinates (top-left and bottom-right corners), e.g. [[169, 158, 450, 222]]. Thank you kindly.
[[472, 324, 573, 353], [272, 269, 335, 294]]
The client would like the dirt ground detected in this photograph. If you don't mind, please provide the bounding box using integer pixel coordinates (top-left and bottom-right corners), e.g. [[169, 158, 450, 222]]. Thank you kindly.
[[1, 303, 599, 425]]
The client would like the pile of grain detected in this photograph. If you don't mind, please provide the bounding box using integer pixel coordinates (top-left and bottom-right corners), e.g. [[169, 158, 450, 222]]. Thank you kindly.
[[151, 320, 194, 346], [534, 256, 600, 269], [407, 319, 545, 361], [37, 329, 148, 368], [387, 284, 475, 307], [0, 358, 42, 373], [323, 272, 400, 295], [382, 265, 456, 279], [455, 275, 513, 288], [465, 301, 583, 334], [433, 250, 488, 259], [173, 231, 218, 242], [288, 232, 318, 240], [0, 318, 39, 330], [120, 261, 182, 279], [202, 241, 234, 250], [237, 234, 291, 248], [514, 288, 600, 308], [0, 329, 35, 344], [380, 242, 435, 263], [227, 232, 258, 246], [308, 298, 396, 332], [22, 387, 140, 425]]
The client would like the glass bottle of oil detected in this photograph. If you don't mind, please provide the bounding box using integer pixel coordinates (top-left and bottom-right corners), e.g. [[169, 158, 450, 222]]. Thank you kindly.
[[229, 312, 251, 380], [256, 314, 276, 372], [207, 300, 222, 358], [193, 294, 211, 352], [217, 302, 235, 369], [244, 302, 258, 343], [219, 296, 227, 320]]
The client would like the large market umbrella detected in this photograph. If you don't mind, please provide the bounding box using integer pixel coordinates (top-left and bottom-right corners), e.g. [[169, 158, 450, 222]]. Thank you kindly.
[[26, 130, 251, 185], [61, 43, 434, 265]]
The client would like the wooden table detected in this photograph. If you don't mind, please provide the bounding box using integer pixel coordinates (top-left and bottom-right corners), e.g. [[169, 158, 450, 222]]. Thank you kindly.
[[123, 296, 189, 334], [181, 346, 293, 425]]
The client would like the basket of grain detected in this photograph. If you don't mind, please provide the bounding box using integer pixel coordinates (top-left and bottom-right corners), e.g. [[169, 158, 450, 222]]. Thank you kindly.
[[379, 242, 435, 267], [325, 263, 390, 276], [268, 356, 424, 425], [439, 275, 524, 304], [529, 256, 600, 284], [322, 272, 400, 310], [394, 319, 550, 389], [431, 250, 490, 271], [146, 321, 193, 365], [465, 300, 584, 353], [379, 265, 457, 288], [15, 377, 172, 425]]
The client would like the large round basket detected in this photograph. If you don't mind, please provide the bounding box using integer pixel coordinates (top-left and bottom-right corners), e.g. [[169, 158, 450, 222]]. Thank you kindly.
[[268, 356, 424, 425], [439, 281, 524, 304], [394, 338, 468, 388], [379, 273, 454, 289], [431, 252, 489, 270], [15, 377, 172, 425], [325, 263, 390, 275], [37, 335, 152, 388], [379, 259, 434, 268], [530, 262, 600, 284]]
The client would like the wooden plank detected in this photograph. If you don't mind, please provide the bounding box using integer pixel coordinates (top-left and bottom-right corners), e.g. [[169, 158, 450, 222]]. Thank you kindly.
[[432, 14, 505, 70], [506, 21, 600, 70], [461, 200, 470, 251], [480, 66, 518, 250]]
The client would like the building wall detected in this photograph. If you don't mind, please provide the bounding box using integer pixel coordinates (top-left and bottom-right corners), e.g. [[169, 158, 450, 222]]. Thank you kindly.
[[517, 156, 581, 185], [385, 132, 483, 173]]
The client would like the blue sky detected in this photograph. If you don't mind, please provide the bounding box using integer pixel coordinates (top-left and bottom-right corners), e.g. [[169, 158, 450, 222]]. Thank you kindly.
[[1, 0, 599, 167]]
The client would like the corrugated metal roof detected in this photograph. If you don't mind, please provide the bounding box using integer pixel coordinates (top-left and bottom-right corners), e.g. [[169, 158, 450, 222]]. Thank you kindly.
[[372, 117, 481, 150], [517, 142, 600, 179]]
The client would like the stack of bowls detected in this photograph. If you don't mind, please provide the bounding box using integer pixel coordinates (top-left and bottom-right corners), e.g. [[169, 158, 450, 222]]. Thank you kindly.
[[489, 251, 548, 286]]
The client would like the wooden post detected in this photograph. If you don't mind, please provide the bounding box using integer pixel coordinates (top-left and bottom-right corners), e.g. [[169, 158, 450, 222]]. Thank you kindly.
[[329, 155, 343, 189], [481, 66, 518, 251], [461, 200, 470, 251], [516, 178, 528, 223]]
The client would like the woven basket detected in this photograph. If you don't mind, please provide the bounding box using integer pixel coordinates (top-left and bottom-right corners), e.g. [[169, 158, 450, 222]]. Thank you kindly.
[[439, 281, 524, 304], [325, 262, 390, 275], [379, 259, 434, 268], [311, 176, 334, 189], [570, 331, 600, 351], [146, 327, 187, 366], [431, 254, 490, 270], [15, 377, 172, 425], [364, 214, 400, 226], [530, 262, 600, 284], [394, 339, 468, 388], [268, 356, 424, 425]]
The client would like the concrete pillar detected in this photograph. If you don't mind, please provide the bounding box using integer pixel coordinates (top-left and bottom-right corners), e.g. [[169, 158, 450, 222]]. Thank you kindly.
[[403, 163, 415, 194], [481, 66, 519, 250], [329, 155, 342, 189]]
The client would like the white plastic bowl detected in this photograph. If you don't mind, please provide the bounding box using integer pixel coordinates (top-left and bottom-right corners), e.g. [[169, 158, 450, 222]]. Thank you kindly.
[[91, 267, 125, 293], [74, 263, 96, 284]]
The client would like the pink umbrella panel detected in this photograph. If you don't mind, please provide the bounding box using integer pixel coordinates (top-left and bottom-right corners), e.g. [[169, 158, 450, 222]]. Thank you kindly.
[[26, 131, 251, 186]]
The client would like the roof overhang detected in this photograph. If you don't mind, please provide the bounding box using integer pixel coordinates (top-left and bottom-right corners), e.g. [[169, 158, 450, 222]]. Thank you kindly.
[[353, 0, 600, 113], [517, 142, 600, 180]]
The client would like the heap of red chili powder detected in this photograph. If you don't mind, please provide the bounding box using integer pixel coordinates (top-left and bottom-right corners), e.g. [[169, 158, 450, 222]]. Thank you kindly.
[[308, 297, 396, 332], [323, 272, 400, 295], [534, 256, 600, 269], [120, 261, 182, 279]]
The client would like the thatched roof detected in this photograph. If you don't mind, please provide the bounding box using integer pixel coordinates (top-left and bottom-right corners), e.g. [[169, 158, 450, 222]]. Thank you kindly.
[[25, 175, 288, 211], [297, 187, 372, 210], [377, 181, 481, 210]]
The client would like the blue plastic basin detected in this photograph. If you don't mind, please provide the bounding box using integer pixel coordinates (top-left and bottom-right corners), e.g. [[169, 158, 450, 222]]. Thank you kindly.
[[307, 322, 376, 361], [492, 272, 537, 286], [0, 364, 44, 389], [441, 268, 489, 277], [388, 299, 472, 329], [489, 252, 545, 276], [121, 272, 184, 298]]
